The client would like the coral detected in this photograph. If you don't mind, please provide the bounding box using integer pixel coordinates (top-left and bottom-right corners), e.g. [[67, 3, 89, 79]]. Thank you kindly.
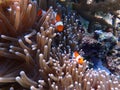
[[106, 50, 120, 75]]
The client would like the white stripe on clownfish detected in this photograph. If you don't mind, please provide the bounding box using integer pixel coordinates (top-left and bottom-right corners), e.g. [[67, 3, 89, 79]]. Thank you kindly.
[[55, 21, 64, 32]]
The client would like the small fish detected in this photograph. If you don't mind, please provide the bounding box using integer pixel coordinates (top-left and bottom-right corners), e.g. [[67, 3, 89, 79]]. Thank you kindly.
[[37, 9, 42, 16], [37, 9, 46, 17], [54, 13, 64, 32], [73, 51, 84, 64]]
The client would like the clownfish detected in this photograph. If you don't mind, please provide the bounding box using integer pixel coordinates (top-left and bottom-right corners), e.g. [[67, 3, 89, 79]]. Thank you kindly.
[[54, 13, 64, 32], [37, 9, 46, 17], [37, 9, 42, 16], [73, 51, 84, 64]]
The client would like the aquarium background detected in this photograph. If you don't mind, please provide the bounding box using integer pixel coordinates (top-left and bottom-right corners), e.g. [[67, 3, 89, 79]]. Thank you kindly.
[[0, 0, 119, 90]]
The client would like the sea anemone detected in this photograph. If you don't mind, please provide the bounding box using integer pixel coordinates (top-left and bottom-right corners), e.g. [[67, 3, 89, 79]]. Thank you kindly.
[[0, 0, 119, 90], [0, 0, 36, 36]]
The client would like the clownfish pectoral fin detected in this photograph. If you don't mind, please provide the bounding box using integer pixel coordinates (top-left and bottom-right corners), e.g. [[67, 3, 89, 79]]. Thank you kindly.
[[55, 21, 64, 32]]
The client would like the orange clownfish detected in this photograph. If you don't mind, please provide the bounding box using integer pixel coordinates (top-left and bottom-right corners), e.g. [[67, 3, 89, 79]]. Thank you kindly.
[[37, 9, 46, 17], [54, 13, 64, 32], [73, 51, 84, 64]]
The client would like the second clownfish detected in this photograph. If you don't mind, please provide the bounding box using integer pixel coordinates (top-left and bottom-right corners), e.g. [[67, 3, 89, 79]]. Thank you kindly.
[[37, 9, 46, 17], [51, 13, 64, 32], [37, 9, 42, 16], [54, 13, 64, 32], [73, 51, 84, 64]]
